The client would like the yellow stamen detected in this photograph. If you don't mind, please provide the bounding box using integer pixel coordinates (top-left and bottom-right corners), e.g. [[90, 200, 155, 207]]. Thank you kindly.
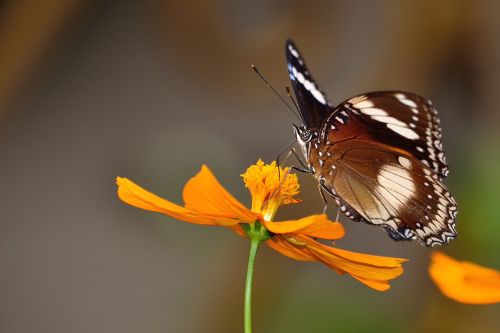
[[241, 160, 300, 221]]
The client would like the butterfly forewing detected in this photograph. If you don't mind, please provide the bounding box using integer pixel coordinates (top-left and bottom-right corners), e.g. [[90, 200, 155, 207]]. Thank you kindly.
[[286, 39, 333, 129], [345, 92, 449, 178]]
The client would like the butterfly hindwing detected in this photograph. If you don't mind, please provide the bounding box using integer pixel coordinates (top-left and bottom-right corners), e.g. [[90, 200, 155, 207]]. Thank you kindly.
[[324, 139, 457, 246]]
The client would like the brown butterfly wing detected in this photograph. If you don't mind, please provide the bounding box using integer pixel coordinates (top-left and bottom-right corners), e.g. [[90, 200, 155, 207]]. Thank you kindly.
[[330, 140, 457, 246], [346, 91, 449, 178], [308, 95, 457, 246]]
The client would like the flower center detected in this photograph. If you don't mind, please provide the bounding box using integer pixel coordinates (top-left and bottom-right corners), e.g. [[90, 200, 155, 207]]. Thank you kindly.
[[241, 160, 300, 221]]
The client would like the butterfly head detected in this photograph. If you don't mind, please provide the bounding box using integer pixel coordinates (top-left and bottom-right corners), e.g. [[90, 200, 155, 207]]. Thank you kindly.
[[293, 124, 316, 160], [293, 124, 313, 142]]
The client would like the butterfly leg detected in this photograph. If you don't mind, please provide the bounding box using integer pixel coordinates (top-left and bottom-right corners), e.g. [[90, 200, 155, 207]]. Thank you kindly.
[[292, 165, 314, 174], [289, 148, 314, 173], [276, 139, 297, 167], [278, 146, 313, 174], [318, 180, 342, 220], [335, 206, 340, 221], [278, 150, 293, 180], [318, 180, 329, 214], [276, 139, 299, 179], [290, 147, 309, 170], [277, 149, 313, 177]]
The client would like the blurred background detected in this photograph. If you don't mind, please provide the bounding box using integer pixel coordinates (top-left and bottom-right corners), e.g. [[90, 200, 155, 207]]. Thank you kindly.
[[0, 1, 499, 332]]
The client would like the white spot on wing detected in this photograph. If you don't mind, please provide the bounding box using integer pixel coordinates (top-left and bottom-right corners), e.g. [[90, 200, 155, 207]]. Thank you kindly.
[[303, 80, 314, 91], [311, 89, 326, 105], [387, 124, 420, 140], [360, 108, 388, 116], [356, 100, 374, 108], [399, 99, 418, 108], [398, 156, 412, 169], [377, 165, 415, 210], [296, 72, 305, 84], [288, 44, 299, 58], [372, 115, 407, 127], [360, 106, 420, 140], [290, 65, 327, 105], [349, 95, 366, 104]]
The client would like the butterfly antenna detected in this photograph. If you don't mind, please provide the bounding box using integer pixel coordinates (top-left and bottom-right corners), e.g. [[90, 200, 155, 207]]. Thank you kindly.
[[251, 64, 302, 122], [285, 85, 300, 113]]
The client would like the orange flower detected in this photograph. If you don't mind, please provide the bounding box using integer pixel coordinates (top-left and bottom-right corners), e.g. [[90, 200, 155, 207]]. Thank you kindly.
[[117, 160, 407, 291], [429, 251, 500, 304]]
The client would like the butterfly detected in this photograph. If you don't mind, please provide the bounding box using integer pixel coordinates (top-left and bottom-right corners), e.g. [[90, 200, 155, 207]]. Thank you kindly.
[[285, 39, 457, 247]]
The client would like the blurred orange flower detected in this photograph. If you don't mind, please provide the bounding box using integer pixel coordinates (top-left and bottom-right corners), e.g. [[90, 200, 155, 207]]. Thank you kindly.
[[429, 251, 500, 304], [117, 160, 407, 291]]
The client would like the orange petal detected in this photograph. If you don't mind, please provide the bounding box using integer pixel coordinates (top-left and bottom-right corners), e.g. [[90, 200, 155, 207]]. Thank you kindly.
[[230, 225, 247, 237], [183, 165, 258, 223], [351, 276, 391, 292], [267, 234, 407, 291], [429, 251, 500, 304], [266, 235, 317, 262], [263, 214, 345, 239], [117, 177, 240, 226], [324, 245, 407, 268]]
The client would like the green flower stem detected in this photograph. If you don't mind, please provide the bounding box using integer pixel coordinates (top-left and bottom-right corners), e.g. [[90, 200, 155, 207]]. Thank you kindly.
[[244, 237, 260, 333], [242, 222, 271, 333]]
